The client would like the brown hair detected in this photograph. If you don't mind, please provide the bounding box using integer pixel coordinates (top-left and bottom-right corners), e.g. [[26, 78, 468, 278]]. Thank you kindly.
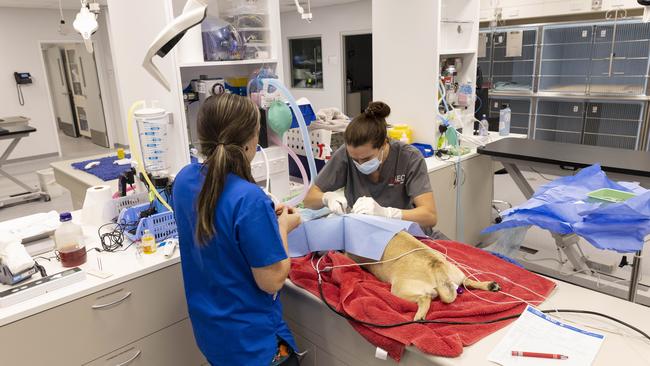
[[196, 93, 260, 245], [344, 101, 391, 148]]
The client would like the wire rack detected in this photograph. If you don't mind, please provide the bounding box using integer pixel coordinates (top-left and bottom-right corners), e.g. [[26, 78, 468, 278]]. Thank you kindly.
[[490, 28, 538, 91], [539, 20, 650, 95], [534, 99, 644, 150]]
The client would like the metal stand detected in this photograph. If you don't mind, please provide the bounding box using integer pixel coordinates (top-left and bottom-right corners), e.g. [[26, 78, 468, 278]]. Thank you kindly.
[[629, 249, 643, 302], [0, 134, 49, 208]]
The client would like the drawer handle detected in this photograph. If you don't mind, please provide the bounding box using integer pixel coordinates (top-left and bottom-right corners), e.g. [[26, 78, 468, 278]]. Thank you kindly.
[[92, 291, 132, 309], [115, 349, 141, 366]]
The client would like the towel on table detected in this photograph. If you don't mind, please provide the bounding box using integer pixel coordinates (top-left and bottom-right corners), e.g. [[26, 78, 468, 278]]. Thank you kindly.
[[289, 238, 556, 361], [71, 154, 132, 181], [309, 107, 350, 132]]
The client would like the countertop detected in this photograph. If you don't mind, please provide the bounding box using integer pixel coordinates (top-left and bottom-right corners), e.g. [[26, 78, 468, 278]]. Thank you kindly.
[[0, 216, 179, 327], [424, 132, 527, 173]]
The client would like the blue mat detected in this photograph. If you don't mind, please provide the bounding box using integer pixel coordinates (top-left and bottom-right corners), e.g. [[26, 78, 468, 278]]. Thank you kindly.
[[71, 154, 132, 181]]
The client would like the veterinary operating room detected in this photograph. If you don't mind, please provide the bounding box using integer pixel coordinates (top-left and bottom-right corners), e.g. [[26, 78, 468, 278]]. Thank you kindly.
[[2, 0, 650, 364]]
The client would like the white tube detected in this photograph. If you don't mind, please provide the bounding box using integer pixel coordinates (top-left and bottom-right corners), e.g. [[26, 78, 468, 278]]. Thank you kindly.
[[263, 78, 318, 185], [257, 144, 271, 194]]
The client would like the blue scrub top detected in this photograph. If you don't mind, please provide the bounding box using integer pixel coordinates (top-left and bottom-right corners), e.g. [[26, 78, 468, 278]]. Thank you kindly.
[[173, 163, 297, 365]]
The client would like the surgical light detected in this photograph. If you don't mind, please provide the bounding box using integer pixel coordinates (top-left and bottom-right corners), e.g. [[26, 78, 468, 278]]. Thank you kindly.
[[73, 1, 99, 53], [143, 0, 208, 91]]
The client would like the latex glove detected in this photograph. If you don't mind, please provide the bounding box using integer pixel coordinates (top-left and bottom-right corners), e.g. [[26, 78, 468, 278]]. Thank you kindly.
[[322, 191, 348, 215], [351, 196, 402, 220]]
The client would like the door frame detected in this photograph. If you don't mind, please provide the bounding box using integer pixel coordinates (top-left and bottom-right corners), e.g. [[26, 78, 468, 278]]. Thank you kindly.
[[340, 29, 372, 116], [39, 40, 114, 153]]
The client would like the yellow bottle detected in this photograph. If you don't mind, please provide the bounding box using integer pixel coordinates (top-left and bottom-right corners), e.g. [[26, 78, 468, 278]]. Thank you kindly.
[[141, 230, 157, 254], [117, 147, 125, 160]]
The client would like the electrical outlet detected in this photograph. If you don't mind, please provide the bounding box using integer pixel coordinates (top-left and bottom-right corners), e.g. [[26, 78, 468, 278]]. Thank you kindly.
[[592, 0, 602, 11]]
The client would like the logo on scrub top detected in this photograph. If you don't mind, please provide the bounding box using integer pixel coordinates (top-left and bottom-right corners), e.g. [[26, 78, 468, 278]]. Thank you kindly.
[[390, 174, 406, 186]]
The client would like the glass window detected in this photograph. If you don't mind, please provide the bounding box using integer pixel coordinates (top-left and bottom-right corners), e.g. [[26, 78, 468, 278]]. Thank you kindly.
[[290, 37, 323, 88]]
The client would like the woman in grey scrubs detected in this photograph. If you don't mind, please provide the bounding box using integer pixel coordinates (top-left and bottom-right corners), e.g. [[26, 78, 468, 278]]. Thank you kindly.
[[304, 101, 443, 237]]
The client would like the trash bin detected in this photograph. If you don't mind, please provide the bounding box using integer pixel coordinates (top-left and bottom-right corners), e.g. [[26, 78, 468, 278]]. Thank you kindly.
[[37, 168, 64, 198]]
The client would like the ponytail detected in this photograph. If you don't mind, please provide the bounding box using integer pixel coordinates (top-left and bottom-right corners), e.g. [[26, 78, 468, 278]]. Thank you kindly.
[[195, 94, 259, 245]]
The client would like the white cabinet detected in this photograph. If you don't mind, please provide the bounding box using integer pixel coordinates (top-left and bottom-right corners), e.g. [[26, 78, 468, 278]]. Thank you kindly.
[[0, 264, 205, 365], [481, 0, 643, 23], [428, 155, 494, 244], [84, 319, 205, 366]]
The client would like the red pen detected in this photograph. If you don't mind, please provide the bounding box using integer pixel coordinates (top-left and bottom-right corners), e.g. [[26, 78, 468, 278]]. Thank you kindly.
[[511, 351, 568, 360]]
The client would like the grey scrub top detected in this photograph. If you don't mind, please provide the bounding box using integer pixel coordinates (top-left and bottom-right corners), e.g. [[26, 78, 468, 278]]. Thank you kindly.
[[316, 139, 432, 216]]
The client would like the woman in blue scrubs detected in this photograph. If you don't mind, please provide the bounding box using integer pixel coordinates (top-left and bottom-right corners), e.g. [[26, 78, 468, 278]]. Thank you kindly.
[[173, 93, 302, 365]]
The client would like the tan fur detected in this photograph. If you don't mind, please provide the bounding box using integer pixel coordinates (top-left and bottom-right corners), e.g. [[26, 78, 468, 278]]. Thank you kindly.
[[349, 231, 500, 321]]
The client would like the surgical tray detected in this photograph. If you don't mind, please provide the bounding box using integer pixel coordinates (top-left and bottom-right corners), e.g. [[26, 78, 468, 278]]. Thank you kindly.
[[587, 188, 636, 203]]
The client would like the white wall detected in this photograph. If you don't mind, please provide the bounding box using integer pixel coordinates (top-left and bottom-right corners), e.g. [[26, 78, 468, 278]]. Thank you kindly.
[[372, 0, 439, 147], [105, 0, 189, 175], [0, 8, 81, 159], [281, 0, 371, 112], [94, 9, 127, 147]]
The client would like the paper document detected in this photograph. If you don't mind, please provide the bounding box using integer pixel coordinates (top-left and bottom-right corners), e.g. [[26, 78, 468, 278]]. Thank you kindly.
[[488, 306, 604, 366], [506, 31, 523, 58]]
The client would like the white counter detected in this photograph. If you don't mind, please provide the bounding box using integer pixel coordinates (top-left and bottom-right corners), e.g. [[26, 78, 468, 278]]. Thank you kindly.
[[0, 221, 179, 327], [283, 273, 650, 366], [424, 132, 527, 174]]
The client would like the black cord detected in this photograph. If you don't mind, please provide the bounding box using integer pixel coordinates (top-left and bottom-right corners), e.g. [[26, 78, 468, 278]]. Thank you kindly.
[[98, 220, 138, 252], [529, 166, 554, 181], [315, 273, 650, 341]]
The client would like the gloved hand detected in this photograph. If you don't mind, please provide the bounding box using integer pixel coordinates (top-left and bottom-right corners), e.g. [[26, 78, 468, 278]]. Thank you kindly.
[[322, 191, 348, 215], [351, 196, 402, 220]]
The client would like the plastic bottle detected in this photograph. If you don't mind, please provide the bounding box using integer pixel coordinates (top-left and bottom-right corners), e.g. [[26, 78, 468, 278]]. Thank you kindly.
[[479, 114, 489, 137], [141, 230, 157, 254], [499, 104, 511, 136], [54, 212, 87, 267]]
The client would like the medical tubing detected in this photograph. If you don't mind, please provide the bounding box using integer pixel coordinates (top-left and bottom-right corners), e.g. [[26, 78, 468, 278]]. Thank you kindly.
[[264, 78, 318, 185], [314, 273, 650, 340], [258, 144, 271, 193], [127, 101, 173, 212], [269, 134, 309, 206], [455, 151, 464, 243]]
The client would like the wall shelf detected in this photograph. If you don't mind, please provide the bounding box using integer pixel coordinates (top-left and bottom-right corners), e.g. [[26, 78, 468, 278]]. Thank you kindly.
[[179, 58, 278, 68], [440, 49, 476, 55]]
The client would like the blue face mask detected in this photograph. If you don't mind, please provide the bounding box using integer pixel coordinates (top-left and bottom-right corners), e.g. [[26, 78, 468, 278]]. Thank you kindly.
[[353, 146, 385, 175]]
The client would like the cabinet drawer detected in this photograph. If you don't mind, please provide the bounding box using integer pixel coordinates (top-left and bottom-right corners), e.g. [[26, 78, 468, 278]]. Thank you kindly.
[[0, 263, 188, 365], [85, 319, 205, 366]]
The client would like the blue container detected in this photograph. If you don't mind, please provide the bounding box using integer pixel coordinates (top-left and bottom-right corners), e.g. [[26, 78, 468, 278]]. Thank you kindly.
[[290, 103, 316, 129], [411, 143, 434, 158]]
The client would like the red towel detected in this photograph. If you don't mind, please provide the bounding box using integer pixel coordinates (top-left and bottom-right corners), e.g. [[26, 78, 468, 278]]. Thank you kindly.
[[289, 238, 556, 362]]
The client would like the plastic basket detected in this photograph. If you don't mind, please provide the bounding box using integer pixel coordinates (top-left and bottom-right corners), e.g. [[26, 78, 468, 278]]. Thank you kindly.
[[114, 193, 150, 217], [118, 203, 178, 242]]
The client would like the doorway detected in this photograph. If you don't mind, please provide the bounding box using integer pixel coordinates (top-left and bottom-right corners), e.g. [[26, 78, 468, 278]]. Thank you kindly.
[[41, 42, 110, 151], [342, 33, 372, 117]]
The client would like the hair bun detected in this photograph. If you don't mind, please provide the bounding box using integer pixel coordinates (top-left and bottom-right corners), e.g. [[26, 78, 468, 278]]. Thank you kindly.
[[364, 101, 391, 119]]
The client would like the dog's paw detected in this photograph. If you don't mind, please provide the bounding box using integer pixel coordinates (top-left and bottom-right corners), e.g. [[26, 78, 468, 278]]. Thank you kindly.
[[488, 282, 500, 292], [413, 313, 426, 321]]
